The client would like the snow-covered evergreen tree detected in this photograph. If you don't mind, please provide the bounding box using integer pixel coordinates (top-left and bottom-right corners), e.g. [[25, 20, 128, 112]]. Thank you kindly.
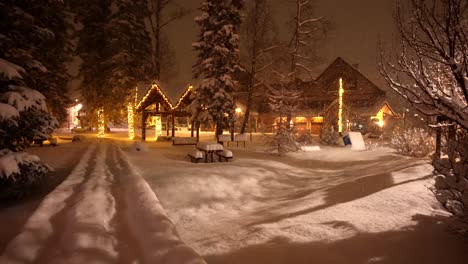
[[193, 0, 245, 137], [0, 0, 72, 123], [74, 0, 154, 125], [0, 1, 63, 199], [104, 0, 153, 105]]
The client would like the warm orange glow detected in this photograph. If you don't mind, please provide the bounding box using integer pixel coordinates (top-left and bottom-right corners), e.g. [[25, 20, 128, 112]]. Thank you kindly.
[[338, 78, 344, 133], [127, 103, 135, 139], [294, 117, 307, 123], [311, 116, 324, 123], [97, 108, 105, 138], [235, 107, 242, 114], [371, 109, 385, 128]]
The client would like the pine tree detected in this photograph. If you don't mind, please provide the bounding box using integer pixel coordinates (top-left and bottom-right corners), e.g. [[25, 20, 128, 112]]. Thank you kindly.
[[193, 0, 245, 137], [1, 0, 72, 123], [75, 0, 153, 124], [0, 1, 63, 199]]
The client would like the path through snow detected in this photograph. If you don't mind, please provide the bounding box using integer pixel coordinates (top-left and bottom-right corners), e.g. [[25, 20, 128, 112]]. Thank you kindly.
[[0, 140, 205, 264]]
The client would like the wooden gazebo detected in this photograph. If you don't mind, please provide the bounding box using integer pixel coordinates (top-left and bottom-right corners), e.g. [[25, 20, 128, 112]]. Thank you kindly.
[[136, 83, 194, 141]]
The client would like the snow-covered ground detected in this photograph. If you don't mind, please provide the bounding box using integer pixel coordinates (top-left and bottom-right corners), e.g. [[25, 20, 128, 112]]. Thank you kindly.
[[120, 133, 468, 264], [1, 131, 467, 263]]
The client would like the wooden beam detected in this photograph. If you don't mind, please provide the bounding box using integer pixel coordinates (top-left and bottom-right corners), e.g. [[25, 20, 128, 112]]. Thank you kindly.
[[171, 114, 175, 137], [142, 111, 147, 141], [166, 117, 169, 136]]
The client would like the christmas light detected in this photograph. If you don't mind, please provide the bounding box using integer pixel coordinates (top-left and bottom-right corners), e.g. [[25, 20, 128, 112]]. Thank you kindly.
[[97, 108, 105, 138], [136, 84, 193, 111], [338, 78, 344, 133], [128, 103, 135, 139], [154, 116, 162, 140]]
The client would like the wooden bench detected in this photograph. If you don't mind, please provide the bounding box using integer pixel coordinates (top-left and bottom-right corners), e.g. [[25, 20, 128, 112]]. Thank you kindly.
[[234, 134, 248, 147], [188, 150, 204, 163], [217, 134, 232, 146], [173, 137, 198, 145], [216, 149, 233, 162]]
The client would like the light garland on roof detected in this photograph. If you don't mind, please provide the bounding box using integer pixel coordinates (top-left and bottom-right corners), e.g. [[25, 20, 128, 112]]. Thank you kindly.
[[136, 84, 193, 111], [97, 108, 105, 138]]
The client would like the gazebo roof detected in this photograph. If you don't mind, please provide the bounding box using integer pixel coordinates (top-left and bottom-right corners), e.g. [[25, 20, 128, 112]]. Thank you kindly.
[[135, 82, 193, 112]]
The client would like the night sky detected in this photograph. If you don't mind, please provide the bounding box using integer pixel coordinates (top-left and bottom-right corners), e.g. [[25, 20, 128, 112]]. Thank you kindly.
[[165, 0, 397, 97]]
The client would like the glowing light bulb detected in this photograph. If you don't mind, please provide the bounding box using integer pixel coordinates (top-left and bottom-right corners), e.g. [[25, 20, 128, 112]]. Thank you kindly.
[[97, 108, 105, 138], [128, 103, 135, 139], [338, 78, 344, 133]]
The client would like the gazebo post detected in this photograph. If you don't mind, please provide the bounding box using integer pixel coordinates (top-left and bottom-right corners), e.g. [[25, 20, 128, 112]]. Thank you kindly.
[[171, 114, 175, 137], [141, 111, 147, 141], [166, 117, 169, 136]]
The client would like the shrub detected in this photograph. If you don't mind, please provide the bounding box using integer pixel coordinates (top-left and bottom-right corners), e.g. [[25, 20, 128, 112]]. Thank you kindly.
[[391, 127, 434, 157]]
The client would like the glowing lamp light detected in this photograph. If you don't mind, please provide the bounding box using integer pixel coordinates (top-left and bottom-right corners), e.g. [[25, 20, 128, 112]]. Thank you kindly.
[[127, 103, 135, 139], [97, 108, 105, 138], [372, 109, 385, 128], [338, 78, 344, 133], [75, 103, 83, 111], [235, 107, 242, 114]]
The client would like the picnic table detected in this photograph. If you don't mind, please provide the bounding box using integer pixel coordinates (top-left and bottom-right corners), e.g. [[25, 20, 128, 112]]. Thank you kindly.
[[196, 142, 224, 162]]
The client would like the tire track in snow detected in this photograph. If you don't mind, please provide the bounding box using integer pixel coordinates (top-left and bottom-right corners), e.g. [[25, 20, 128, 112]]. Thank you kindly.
[[46, 142, 118, 264], [0, 143, 96, 264], [106, 142, 143, 264]]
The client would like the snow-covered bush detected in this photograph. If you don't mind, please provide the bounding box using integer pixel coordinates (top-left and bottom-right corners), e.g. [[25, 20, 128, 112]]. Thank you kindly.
[[0, 150, 50, 200], [391, 128, 434, 158], [432, 128, 468, 221]]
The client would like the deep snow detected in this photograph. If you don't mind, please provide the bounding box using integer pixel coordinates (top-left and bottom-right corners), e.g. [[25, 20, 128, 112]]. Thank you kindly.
[[1, 132, 467, 264], [121, 134, 468, 264]]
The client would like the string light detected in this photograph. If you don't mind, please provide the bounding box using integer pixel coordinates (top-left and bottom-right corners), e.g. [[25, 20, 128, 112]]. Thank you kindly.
[[136, 84, 193, 111], [128, 103, 135, 139], [338, 78, 344, 133], [97, 108, 105, 138]]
